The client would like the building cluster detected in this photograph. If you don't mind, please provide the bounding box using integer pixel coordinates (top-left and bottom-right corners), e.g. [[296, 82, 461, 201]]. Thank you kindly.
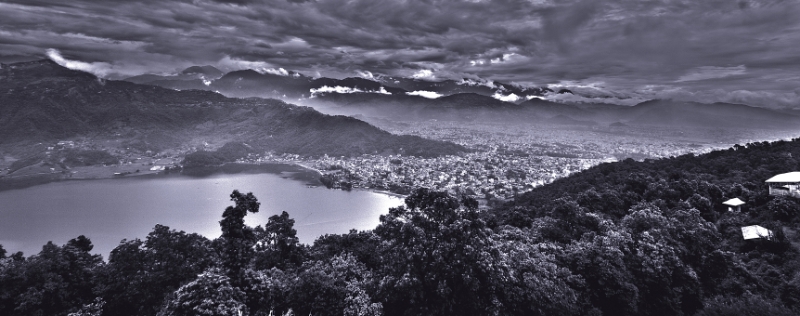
[[306, 151, 609, 202]]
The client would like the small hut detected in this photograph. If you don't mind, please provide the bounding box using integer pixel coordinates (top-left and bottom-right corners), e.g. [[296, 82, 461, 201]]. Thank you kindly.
[[741, 225, 774, 240], [765, 172, 800, 198], [722, 198, 745, 212]]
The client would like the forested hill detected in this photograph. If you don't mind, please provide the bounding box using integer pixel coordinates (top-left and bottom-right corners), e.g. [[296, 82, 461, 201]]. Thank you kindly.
[[486, 137, 800, 315], [506, 138, 800, 219], [0, 60, 464, 157]]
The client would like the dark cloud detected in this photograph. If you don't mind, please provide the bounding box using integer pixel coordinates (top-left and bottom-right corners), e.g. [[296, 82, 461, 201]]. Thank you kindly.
[[0, 0, 798, 106]]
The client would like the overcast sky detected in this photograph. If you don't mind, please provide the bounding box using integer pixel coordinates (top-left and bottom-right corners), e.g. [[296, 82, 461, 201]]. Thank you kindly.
[[1, 0, 799, 107]]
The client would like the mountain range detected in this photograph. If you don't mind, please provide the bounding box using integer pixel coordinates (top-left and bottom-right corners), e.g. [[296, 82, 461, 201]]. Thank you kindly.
[[307, 91, 800, 130], [122, 66, 548, 100], [0, 60, 465, 158], [121, 65, 800, 130]]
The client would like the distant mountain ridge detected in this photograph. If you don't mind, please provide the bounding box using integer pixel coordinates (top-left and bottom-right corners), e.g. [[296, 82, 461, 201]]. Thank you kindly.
[[307, 89, 800, 129], [0, 59, 465, 157], [122, 66, 550, 101], [124, 65, 223, 85]]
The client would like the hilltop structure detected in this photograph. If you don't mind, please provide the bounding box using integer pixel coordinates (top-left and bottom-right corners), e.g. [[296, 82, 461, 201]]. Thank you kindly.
[[722, 198, 745, 212]]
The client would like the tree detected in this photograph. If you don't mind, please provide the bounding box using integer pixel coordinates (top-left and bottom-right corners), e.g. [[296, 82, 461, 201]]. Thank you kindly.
[[218, 190, 260, 287], [491, 226, 583, 316], [95, 225, 216, 316], [310, 230, 382, 270], [67, 298, 105, 316], [620, 206, 706, 316], [3, 238, 102, 316], [373, 188, 581, 316], [158, 269, 246, 316], [253, 211, 305, 270], [562, 231, 639, 316], [284, 255, 382, 316], [374, 188, 501, 315], [696, 294, 797, 316]]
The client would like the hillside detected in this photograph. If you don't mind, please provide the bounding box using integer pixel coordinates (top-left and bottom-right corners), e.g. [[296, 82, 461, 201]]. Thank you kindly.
[[0, 60, 465, 158], [622, 99, 800, 129], [483, 137, 800, 315]]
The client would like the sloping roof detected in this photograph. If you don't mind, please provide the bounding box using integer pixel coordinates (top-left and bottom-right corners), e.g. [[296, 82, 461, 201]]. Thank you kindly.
[[741, 225, 773, 240], [723, 198, 745, 206], [765, 172, 800, 183]]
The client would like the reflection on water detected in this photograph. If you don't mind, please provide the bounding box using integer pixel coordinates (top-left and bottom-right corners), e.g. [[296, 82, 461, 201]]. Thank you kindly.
[[0, 172, 403, 258]]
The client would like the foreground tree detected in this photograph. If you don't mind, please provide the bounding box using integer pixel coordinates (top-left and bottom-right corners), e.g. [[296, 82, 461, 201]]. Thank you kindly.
[[95, 225, 215, 316], [253, 211, 305, 270], [218, 190, 260, 287], [158, 269, 246, 316], [374, 188, 580, 316], [0, 236, 102, 316]]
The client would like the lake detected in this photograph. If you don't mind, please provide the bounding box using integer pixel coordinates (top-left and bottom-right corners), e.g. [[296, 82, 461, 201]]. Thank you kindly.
[[0, 170, 404, 258]]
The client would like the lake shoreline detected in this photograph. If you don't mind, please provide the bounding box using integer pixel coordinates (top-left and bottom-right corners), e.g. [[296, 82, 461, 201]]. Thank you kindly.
[[0, 162, 324, 192], [0, 169, 405, 258], [0, 162, 408, 200]]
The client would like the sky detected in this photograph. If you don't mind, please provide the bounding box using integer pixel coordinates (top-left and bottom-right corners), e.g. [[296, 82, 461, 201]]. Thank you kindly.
[[1, 0, 799, 107]]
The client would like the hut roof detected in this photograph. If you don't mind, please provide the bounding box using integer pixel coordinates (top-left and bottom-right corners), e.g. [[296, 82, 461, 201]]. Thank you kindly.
[[765, 172, 800, 183], [723, 198, 745, 207]]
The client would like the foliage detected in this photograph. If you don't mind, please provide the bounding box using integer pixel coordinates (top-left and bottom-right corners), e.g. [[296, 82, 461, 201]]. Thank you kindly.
[[253, 211, 306, 270], [374, 188, 581, 316], [0, 236, 102, 316], [181, 150, 225, 169], [288, 255, 382, 316], [158, 269, 247, 316], [695, 294, 797, 316], [218, 190, 260, 287], [67, 298, 105, 316], [95, 225, 216, 316]]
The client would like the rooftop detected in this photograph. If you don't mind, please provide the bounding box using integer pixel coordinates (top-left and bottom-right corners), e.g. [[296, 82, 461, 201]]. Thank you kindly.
[[741, 225, 773, 240], [723, 198, 745, 206], [765, 172, 800, 183]]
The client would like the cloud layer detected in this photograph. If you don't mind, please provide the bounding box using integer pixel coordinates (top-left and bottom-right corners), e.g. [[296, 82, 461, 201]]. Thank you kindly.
[[1, 0, 799, 107]]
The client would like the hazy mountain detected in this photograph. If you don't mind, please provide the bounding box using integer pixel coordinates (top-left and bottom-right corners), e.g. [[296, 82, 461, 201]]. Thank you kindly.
[[621, 99, 800, 129], [180, 65, 223, 78], [124, 65, 224, 85], [309, 88, 800, 131], [309, 92, 543, 122], [517, 98, 591, 118], [0, 59, 465, 157], [209, 69, 315, 99]]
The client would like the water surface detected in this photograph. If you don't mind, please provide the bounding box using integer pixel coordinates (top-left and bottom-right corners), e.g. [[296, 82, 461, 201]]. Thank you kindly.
[[0, 172, 403, 257]]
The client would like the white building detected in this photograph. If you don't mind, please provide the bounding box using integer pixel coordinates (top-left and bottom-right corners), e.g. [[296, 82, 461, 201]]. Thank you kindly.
[[722, 198, 745, 212], [765, 172, 800, 198], [741, 225, 774, 240]]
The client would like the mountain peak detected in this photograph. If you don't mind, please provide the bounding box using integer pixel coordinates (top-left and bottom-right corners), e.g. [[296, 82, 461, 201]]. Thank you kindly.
[[180, 65, 223, 78]]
